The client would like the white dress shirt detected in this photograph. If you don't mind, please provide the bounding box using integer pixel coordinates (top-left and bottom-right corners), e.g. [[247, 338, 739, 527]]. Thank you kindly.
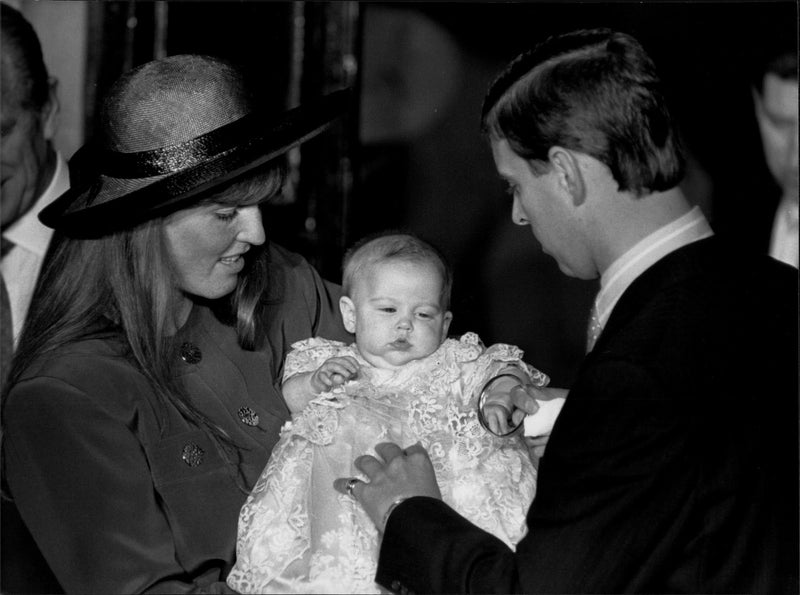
[[1, 152, 69, 345], [768, 196, 799, 269], [587, 207, 714, 351]]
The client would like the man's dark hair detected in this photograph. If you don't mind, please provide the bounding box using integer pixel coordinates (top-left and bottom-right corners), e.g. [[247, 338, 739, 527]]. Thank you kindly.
[[481, 28, 685, 197], [1, 2, 50, 111], [752, 50, 798, 96]]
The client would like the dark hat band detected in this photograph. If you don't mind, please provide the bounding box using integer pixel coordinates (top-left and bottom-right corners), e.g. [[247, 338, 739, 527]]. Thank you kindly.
[[42, 87, 351, 237], [101, 110, 269, 178]]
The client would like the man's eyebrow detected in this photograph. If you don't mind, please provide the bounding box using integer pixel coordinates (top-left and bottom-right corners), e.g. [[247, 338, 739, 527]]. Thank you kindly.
[[765, 110, 797, 126]]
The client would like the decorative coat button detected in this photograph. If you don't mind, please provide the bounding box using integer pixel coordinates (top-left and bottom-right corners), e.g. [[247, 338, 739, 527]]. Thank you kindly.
[[238, 406, 259, 426], [179, 342, 202, 364], [181, 443, 204, 467]]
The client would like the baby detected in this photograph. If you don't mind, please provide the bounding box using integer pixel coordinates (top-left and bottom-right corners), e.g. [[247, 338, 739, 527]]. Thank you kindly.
[[228, 233, 556, 594]]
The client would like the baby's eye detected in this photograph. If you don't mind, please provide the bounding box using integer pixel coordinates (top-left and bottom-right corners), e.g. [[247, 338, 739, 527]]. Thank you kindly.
[[416, 312, 433, 319], [379, 307, 396, 313]]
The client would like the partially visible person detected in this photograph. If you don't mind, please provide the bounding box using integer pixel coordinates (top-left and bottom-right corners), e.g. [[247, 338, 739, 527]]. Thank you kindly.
[[336, 29, 798, 594], [0, 4, 69, 593], [2, 54, 352, 593], [227, 232, 558, 593], [1, 2, 67, 363], [752, 48, 798, 267]]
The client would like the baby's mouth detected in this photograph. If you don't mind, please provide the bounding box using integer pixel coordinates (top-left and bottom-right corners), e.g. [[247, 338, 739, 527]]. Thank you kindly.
[[389, 339, 411, 350]]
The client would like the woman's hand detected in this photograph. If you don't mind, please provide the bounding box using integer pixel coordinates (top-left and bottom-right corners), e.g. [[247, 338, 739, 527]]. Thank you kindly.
[[310, 356, 360, 394]]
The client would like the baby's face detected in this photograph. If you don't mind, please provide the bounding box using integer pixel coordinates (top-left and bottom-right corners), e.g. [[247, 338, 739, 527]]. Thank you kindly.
[[340, 260, 452, 370]]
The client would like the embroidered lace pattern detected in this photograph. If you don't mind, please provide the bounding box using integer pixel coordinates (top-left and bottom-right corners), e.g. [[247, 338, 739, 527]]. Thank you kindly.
[[227, 332, 548, 594]]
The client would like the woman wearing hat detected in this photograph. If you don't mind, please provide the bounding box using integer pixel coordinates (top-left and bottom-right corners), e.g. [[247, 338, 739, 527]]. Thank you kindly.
[[2, 54, 352, 593]]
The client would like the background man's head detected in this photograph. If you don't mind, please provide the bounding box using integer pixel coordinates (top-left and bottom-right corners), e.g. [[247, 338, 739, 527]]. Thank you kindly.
[[752, 49, 798, 199], [1, 2, 58, 230]]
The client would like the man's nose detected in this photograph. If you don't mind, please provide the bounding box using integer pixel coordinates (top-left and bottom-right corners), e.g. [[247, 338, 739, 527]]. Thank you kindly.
[[511, 198, 528, 226], [237, 205, 266, 246]]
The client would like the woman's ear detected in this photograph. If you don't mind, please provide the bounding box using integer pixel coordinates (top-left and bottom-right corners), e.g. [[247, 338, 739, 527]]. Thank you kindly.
[[339, 296, 357, 334], [548, 146, 586, 206]]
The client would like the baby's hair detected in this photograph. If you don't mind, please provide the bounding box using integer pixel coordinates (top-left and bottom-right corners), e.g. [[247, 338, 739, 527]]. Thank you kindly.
[[342, 231, 453, 310]]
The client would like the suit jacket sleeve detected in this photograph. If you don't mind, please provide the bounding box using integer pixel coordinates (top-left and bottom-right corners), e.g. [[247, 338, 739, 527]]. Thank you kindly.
[[377, 359, 695, 594]]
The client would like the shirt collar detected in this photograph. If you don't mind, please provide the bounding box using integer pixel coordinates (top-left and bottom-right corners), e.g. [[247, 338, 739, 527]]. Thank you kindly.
[[595, 206, 714, 327], [4, 152, 68, 256]]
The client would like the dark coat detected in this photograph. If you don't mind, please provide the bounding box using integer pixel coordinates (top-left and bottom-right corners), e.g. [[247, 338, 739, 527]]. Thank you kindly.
[[377, 237, 799, 594], [2, 243, 351, 594]]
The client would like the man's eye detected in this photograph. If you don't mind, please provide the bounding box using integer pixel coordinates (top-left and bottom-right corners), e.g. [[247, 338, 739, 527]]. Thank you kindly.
[[0, 121, 16, 138]]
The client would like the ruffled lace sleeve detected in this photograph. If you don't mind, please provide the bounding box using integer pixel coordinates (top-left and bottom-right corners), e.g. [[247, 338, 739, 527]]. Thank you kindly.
[[282, 337, 354, 382], [452, 332, 549, 407]]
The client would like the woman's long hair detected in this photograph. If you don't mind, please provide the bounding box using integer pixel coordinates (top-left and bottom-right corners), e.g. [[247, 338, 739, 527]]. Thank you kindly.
[[2, 162, 287, 493]]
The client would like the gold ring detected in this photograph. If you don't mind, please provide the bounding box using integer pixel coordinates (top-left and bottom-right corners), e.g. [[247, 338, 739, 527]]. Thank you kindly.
[[346, 477, 360, 498]]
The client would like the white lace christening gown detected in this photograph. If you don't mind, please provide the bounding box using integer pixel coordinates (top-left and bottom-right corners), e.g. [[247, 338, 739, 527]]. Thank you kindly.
[[227, 332, 548, 594]]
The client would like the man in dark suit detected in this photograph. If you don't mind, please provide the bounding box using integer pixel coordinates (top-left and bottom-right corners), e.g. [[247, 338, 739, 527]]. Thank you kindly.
[[336, 29, 799, 594]]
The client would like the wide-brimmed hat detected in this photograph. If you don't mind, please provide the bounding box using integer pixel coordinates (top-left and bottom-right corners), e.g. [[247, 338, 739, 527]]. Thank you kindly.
[[40, 54, 350, 237]]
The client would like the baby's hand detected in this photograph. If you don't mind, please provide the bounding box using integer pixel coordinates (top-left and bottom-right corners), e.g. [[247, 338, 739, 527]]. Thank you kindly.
[[483, 400, 514, 435], [310, 356, 360, 394]]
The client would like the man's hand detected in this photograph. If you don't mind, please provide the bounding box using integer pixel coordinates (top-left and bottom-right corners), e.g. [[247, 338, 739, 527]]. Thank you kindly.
[[333, 442, 442, 532], [521, 387, 568, 459]]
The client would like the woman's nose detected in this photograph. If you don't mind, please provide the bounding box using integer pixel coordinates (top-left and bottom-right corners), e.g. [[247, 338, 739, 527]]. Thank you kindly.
[[237, 205, 266, 246]]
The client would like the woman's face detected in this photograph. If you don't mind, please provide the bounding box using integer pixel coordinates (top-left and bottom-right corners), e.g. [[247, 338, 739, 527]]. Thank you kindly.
[[163, 202, 266, 301]]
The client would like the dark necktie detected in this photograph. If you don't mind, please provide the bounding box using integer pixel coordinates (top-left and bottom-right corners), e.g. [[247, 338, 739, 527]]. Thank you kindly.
[[1, 236, 16, 388], [586, 301, 601, 353], [1, 235, 15, 258], [1, 273, 13, 389]]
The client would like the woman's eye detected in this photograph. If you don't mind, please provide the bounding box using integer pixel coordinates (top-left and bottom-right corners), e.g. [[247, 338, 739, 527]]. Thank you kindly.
[[215, 209, 237, 222]]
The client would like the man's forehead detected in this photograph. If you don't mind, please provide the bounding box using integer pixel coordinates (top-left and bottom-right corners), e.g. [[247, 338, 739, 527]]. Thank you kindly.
[[0, 47, 31, 110], [762, 73, 798, 118]]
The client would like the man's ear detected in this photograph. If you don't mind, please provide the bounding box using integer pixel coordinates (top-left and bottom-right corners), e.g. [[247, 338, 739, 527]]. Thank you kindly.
[[441, 311, 453, 340], [548, 146, 586, 206], [41, 77, 59, 141], [339, 296, 357, 334], [752, 86, 765, 122]]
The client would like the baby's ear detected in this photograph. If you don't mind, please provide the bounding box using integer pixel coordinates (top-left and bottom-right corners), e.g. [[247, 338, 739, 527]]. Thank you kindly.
[[441, 311, 453, 340], [339, 296, 357, 334]]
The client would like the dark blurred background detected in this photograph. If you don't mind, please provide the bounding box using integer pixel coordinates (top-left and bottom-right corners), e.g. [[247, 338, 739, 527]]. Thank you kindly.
[[14, 0, 799, 388]]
